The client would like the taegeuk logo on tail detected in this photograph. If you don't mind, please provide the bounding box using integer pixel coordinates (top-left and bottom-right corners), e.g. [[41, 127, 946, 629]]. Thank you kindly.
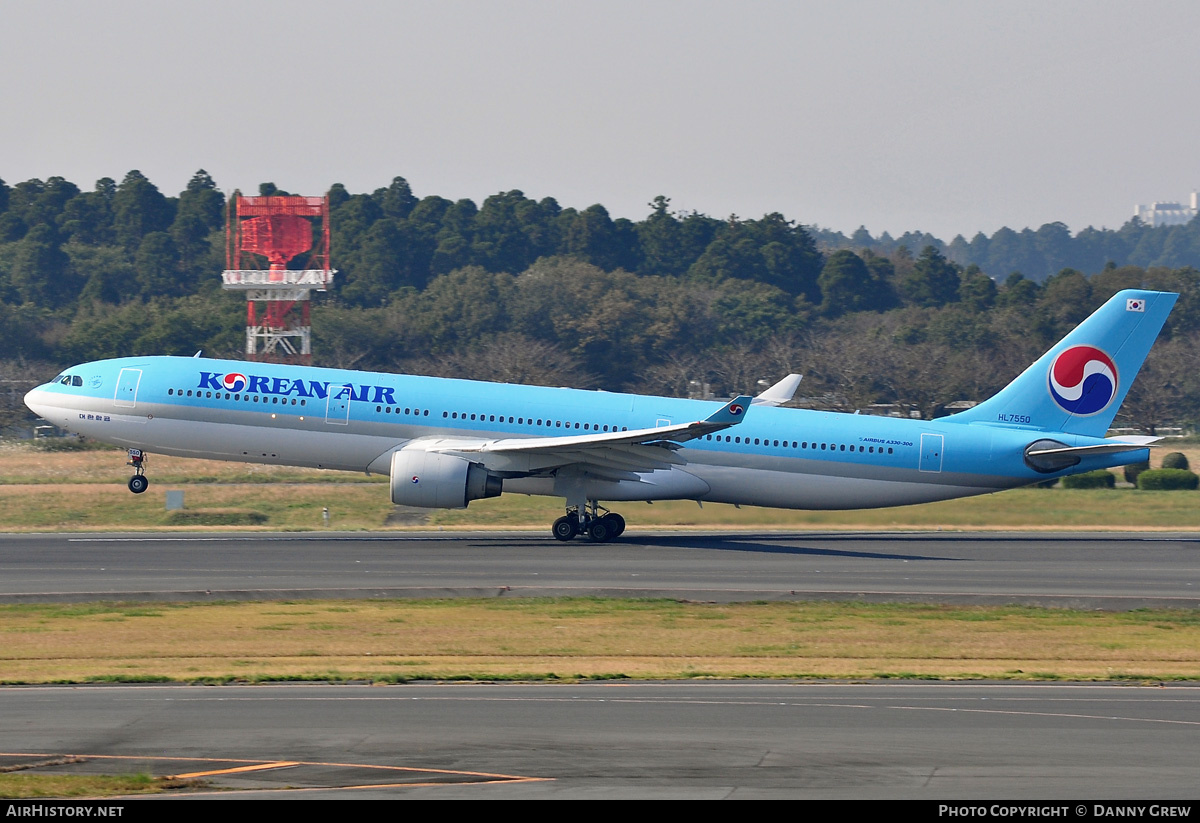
[[1047, 345, 1117, 415]]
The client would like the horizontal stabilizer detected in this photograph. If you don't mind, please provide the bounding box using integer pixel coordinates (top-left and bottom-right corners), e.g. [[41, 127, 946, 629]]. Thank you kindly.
[[1026, 441, 1158, 459]]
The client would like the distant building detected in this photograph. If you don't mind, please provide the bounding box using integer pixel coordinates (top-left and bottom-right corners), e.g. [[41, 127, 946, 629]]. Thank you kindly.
[[1135, 192, 1198, 227]]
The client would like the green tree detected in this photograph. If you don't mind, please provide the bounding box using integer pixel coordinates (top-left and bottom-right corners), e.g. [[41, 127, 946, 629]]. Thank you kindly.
[[373, 176, 419, 220], [818, 249, 889, 315], [170, 170, 224, 283], [958, 265, 997, 312], [113, 171, 173, 251], [59, 179, 116, 245], [429, 199, 478, 275], [898, 246, 960, 307], [134, 232, 180, 297], [688, 214, 823, 300], [68, 244, 138, 305], [563, 204, 625, 271], [472, 190, 543, 273], [10, 225, 76, 306], [637, 196, 685, 277]]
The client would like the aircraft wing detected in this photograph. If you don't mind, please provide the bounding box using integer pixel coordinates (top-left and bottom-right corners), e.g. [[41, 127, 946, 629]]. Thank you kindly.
[[407, 395, 752, 480], [752, 374, 802, 406]]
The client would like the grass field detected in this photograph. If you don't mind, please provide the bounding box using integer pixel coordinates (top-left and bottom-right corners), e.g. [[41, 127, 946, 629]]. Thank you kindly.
[[2, 599, 1197, 684], [4, 439, 1200, 532]]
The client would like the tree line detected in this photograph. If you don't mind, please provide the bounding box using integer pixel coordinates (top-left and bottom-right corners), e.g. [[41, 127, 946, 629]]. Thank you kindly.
[[1, 170, 1200, 434]]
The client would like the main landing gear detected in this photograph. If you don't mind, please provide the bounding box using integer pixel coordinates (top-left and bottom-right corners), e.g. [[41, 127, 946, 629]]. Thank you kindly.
[[552, 502, 626, 543], [126, 448, 149, 494]]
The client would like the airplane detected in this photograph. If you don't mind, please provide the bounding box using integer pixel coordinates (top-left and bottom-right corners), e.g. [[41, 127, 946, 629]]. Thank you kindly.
[[23, 288, 1177, 542]]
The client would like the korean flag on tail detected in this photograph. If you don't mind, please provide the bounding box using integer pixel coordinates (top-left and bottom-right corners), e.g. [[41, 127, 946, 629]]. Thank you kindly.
[[1126, 298, 1145, 312]]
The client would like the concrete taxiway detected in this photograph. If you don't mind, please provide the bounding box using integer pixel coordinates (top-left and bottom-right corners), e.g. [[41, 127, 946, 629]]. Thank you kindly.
[[0, 530, 1198, 609], [2, 681, 1197, 799]]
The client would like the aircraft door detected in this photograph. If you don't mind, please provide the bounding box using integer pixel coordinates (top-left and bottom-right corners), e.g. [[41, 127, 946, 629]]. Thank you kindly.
[[325, 384, 352, 425], [919, 433, 944, 473], [114, 368, 142, 408]]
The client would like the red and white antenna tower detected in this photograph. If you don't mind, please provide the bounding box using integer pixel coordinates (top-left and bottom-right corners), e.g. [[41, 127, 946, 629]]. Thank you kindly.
[[221, 192, 336, 364]]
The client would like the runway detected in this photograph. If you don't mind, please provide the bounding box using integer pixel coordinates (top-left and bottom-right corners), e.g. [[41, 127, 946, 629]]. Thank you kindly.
[[3, 681, 1198, 799], [1, 530, 1199, 609]]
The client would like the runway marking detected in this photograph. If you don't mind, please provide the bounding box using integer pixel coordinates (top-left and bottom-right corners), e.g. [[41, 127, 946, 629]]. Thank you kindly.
[[171, 761, 300, 778], [886, 705, 1200, 726], [0, 752, 550, 792]]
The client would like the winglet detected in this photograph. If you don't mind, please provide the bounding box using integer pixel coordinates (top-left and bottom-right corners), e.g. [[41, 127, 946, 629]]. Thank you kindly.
[[752, 374, 802, 406], [704, 395, 752, 426]]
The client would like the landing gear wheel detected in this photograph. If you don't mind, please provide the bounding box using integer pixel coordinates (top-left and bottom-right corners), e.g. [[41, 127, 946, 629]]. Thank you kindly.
[[128, 475, 149, 494], [587, 518, 614, 543], [552, 516, 578, 541], [601, 512, 625, 538]]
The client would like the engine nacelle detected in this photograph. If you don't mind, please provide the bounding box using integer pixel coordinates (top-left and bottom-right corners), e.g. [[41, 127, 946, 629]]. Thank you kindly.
[[390, 449, 503, 509]]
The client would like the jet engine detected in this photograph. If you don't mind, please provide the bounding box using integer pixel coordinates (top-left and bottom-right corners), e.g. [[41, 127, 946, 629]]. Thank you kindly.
[[390, 448, 503, 509]]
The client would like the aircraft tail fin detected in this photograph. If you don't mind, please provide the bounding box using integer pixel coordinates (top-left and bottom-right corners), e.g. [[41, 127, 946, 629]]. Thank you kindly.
[[948, 289, 1177, 437]]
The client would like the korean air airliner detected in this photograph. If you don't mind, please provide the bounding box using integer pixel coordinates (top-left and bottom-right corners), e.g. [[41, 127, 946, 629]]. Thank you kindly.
[[23, 289, 1176, 542]]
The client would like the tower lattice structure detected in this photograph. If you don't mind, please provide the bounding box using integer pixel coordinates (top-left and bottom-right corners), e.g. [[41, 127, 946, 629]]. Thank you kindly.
[[221, 192, 336, 364]]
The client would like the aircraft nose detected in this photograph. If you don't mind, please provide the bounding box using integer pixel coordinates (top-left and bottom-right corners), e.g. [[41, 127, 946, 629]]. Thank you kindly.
[[24, 387, 53, 419]]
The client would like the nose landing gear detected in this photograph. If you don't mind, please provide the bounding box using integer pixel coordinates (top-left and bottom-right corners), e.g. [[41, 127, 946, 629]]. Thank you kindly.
[[551, 502, 626, 543], [126, 449, 149, 494]]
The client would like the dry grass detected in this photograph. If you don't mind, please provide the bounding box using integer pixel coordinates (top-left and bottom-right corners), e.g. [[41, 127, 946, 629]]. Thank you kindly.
[[2, 599, 1197, 683], [4, 440, 1200, 532], [0, 483, 392, 531], [0, 441, 382, 486]]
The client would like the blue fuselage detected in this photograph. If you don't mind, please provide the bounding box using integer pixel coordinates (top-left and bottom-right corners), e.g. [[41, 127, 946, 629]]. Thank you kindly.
[[24, 355, 1142, 511]]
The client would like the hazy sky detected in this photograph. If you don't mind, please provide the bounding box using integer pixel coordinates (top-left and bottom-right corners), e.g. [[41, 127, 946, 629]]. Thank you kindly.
[[4, 1, 1199, 240]]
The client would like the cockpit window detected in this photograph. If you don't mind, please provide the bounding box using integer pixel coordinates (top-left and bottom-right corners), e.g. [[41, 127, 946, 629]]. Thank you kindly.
[[57, 375, 83, 387], [72, 376, 83, 386]]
